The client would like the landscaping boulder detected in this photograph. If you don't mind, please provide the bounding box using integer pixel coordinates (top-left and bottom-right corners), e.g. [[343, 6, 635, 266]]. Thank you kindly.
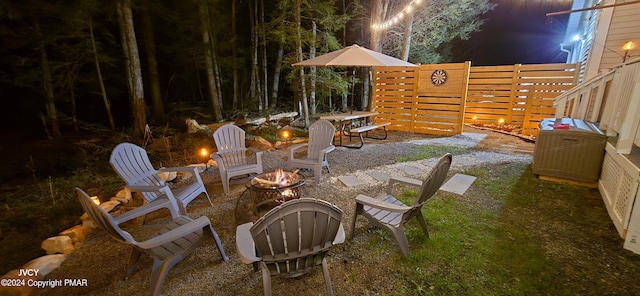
[[22, 254, 66, 276], [41, 236, 75, 255], [59, 225, 93, 244]]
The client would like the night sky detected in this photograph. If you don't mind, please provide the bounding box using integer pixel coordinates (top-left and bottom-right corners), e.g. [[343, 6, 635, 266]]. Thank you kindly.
[[463, 0, 573, 66]]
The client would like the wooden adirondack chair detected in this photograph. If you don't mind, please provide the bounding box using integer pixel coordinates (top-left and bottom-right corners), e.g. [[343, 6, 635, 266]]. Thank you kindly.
[[287, 119, 336, 185], [351, 153, 452, 257], [75, 187, 228, 296], [212, 124, 263, 195], [110, 142, 212, 216], [236, 198, 345, 296]]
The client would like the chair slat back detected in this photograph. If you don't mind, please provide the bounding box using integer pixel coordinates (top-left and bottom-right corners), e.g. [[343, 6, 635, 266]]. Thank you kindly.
[[413, 153, 452, 206], [213, 124, 249, 166], [110, 143, 165, 202], [75, 187, 135, 244], [250, 199, 343, 276], [307, 120, 335, 159]]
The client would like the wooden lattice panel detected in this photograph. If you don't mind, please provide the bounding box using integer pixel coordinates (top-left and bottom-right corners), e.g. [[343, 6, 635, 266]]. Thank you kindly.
[[599, 143, 640, 238]]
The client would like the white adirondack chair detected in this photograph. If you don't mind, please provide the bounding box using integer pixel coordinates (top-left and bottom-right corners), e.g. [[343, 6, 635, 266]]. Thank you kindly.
[[110, 142, 212, 215], [351, 153, 452, 257], [75, 187, 228, 296], [287, 119, 336, 185], [212, 124, 263, 195], [236, 198, 345, 296]]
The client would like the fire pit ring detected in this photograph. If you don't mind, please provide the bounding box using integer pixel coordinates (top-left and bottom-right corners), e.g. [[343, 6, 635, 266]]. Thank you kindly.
[[247, 169, 306, 209]]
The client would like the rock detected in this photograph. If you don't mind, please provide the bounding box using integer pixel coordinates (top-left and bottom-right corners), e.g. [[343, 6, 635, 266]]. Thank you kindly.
[[207, 159, 217, 169], [73, 241, 83, 249], [274, 138, 307, 149], [157, 171, 177, 182], [252, 136, 275, 151], [115, 189, 132, 202], [110, 196, 129, 204], [59, 225, 93, 244], [82, 218, 96, 229], [22, 254, 66, 276], [186, 118, 210, 133], [41, 236, 75, 255], [99, 200, 120, 212]]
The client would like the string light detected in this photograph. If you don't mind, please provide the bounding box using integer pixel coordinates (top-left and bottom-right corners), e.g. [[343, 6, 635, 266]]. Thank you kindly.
[[371, 0, 423, 30]]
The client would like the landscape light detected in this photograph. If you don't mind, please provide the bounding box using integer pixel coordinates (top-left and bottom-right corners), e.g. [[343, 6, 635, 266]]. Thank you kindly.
[[623, 41, 635, 62], [199, 148, 209, 158]]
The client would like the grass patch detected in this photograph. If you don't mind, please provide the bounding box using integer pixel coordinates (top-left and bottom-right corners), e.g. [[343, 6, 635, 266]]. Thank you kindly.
[[0, 169, 123, 274], [360, 161, 640, 295], [397, 145, 467, 162]]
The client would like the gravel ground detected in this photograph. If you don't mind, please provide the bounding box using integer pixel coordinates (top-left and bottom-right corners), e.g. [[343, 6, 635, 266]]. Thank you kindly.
[[32, 128, 535, 296]]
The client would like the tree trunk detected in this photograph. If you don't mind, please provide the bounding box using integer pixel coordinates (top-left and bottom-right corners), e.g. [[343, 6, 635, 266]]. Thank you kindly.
[[117, 0, 146, 137], [400, 12, 414, 61], [369, 0, 387, 52], [295, 0, 310, 127], [270, 45, 284, 108], [206, 1, 223, 110], [249, 0, 262, 111], [34, 20, 60, 138], [198, 0, 222, 121], [89, 15, 115, 131], [341, 92, 347, 111], [140, 1, 165, 123], [260, 0, 268, 110], [232, 0, 239, 110], [309, 21, 317, 115], [362, 68, 370, 111]]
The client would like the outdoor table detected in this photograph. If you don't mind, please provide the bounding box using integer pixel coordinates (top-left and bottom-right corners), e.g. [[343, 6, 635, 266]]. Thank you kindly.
[[320, 111, 379, 147]]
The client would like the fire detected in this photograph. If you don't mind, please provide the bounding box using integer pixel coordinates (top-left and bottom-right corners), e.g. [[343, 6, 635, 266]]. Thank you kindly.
[[280, 189, 294, 198], [273, 169, 287, 186]]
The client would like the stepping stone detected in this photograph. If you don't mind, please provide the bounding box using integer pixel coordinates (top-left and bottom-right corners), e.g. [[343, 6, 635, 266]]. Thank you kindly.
[[440, 173, 477, 195], [338, 176, 365, 187], [368, 171, 391, 182], [397, 165, 422, 175]]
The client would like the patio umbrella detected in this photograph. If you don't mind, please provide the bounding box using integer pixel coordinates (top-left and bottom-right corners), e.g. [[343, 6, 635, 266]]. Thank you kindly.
[[292, 44, 418, 67], [292, 44, 417, 111]]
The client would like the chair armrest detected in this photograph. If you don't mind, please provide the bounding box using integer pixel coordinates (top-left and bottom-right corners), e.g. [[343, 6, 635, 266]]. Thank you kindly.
[[333, 223, 346, 245], [247, 148, 263, 156], [126, 184, 169, 193], [317, 145, 335, 160], [136, 216, 211, 249], [289, 143, 309, 159], [211, 153, 226, 171], [113, 195, 180, 224], [355, 194, 410, 213], [236, 222, 260, 264], [386, 175, 422, 195], [158, 166, 199, 174], [125, 185, 178, 205], [254, 151, 263, 168]]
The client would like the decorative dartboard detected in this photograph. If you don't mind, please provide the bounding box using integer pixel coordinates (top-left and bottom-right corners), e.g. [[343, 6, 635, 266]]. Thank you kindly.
[[430, 69, 448, 86]]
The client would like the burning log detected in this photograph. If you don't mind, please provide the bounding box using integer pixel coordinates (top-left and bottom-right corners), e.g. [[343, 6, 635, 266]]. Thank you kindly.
[[252, 177, 280, 186]]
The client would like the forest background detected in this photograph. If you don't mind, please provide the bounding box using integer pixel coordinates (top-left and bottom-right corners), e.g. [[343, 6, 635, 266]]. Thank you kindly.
[[0, 0, 500, 141]]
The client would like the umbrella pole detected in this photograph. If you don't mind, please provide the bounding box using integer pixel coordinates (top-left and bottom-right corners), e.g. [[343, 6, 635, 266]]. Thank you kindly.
[[350, 67, 355, 114]]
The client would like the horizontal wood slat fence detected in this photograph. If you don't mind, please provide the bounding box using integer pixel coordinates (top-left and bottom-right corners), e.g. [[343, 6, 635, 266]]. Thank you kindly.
[[371, 63, 580, 137]]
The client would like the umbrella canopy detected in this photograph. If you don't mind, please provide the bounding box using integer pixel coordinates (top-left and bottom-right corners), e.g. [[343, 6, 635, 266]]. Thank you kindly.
[[292, 44, 417, 67]]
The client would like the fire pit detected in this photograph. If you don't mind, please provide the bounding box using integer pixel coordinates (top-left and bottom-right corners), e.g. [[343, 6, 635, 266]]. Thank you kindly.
[[248, 169, 306, 209]]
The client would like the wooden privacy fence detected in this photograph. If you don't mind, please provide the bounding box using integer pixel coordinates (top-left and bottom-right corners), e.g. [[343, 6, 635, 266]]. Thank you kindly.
[[371, 63, 580, 136]]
